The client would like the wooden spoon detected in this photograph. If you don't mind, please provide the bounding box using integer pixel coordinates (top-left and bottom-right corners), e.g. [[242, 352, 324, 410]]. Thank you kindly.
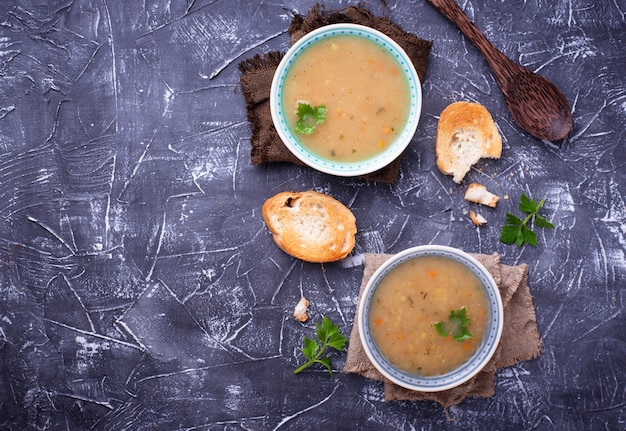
[[427, 0, 572, 142]]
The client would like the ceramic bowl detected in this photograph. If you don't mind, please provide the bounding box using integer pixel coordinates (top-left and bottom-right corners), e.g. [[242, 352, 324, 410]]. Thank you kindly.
[[358, 245, 504, 392], [270, 23, 421, 177]]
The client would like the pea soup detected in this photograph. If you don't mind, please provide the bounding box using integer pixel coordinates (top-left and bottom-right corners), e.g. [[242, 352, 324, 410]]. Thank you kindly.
[[282, 35, 411, 162], [369, 255, 489, 376]]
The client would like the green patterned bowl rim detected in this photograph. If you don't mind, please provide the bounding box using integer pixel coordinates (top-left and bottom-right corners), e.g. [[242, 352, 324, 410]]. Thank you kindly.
[[270, 23, 422, 177]]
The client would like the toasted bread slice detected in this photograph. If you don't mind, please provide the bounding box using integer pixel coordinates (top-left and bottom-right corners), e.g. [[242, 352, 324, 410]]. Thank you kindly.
[[465, 183, 500, 207], [262, 190, 357, 263], [435, 101, 502, 183]]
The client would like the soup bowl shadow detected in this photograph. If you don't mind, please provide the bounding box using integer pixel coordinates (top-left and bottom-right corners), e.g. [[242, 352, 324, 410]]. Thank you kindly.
[[270, 23, 422, 177], [358, 245, 504, 392]]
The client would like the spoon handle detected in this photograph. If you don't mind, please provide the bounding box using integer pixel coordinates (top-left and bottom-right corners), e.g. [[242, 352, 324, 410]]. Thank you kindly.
[[426, 0, 514, 84]]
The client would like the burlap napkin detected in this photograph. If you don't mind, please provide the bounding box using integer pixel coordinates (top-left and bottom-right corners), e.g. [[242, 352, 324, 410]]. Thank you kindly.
[[344, 253, 542, 408], [238, 4, 433, 184]]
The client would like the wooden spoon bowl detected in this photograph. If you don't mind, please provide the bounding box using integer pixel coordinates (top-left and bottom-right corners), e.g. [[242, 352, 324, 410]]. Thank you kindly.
[[427, 0, 573, 142]]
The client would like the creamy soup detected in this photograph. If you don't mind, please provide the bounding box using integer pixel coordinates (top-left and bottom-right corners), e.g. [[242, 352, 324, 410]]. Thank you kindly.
[[369, 255, 489, 376], [282, 35, 410, 162]]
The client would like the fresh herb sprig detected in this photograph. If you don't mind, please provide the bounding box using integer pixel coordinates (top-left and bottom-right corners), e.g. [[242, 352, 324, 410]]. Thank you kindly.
[[294, 103, 327, 135], [294, 316, 347, 377], [500, 193, 555, 247], [433, 307, 473, 342]]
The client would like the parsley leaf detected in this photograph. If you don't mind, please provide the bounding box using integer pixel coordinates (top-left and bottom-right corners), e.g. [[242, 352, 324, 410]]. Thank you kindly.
[[433, 321, 448, 337], [535, 214, 554, 229], [500, 193, 555, 247], [519, 193, 538, 213], [294, 316, 347, 377], [302, 337, 318, 360], [294, 103, 327, 135], [433, 307, 473, 342]]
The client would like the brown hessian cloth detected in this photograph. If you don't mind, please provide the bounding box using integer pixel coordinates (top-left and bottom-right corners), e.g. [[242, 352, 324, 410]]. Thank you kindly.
[[238, 4, 433, 184], [344, 253, 543, 409]]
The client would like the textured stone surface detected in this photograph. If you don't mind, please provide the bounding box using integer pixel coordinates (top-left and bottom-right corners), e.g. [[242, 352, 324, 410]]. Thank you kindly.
[[0, 0, 623, 429]]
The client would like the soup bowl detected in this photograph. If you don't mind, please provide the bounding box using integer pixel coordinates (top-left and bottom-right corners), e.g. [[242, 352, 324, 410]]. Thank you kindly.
[[358, 245, 504, 392], [270, 23, 422, 177]]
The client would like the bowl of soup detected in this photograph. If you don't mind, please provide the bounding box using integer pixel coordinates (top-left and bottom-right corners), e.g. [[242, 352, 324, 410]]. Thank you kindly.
[[358, 245, 504, 392], [270, 24, 422, 177]]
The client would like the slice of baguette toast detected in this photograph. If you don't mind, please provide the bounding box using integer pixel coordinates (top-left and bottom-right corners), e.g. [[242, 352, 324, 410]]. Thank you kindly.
[[262, 190, 357, 263], [435, 101, 502, 183]]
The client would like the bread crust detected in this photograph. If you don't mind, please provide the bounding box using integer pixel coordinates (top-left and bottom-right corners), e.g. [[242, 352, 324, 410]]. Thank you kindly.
[[261, 190, 357, 263], [435, 101, 502, 183]]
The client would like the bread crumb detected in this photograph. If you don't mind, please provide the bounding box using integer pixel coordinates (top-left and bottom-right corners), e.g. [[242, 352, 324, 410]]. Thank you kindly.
[[470, 210, 487, 226], [465, 183, 499, 208], [293, 297, 310, 322]]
